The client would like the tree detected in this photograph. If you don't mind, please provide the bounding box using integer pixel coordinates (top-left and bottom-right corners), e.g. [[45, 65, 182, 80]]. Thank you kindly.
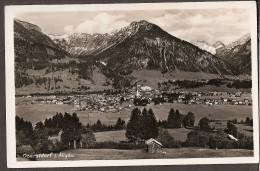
[[17, 145, 34, 156], [80, 128, 96, 148], [157, 129, 175, 148], [115, 118, 125, 130], [60, 113, 83, 149], [35, 121, 44, 130], [139, 108, 149, 139], [226, 122, 238, 138], [209, 129, 228, 149], [96, 119, 102, 131], [245, 117, 253, 126], [125, 108, 142, 143], [186, 130, 211, 147], [183, 112, 195, 127], [33, 127, 48, 143], [147, 108, 159, 139], [16, 116, 34, 146], [198, 117, 212, 132], [167, 108, 182, 128]]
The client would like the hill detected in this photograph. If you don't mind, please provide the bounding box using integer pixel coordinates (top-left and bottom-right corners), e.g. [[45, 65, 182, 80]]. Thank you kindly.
[[14, 19, 70, 69]]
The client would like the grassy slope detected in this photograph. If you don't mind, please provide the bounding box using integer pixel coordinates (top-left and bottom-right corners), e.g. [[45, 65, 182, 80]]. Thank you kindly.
[[16, 68, 112, 95], [94, 130, 126, 142], [16, 69, 251, 95]]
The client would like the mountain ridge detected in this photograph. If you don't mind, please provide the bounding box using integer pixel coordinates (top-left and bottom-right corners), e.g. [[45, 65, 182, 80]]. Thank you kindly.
[[14, 19, 251, 92]]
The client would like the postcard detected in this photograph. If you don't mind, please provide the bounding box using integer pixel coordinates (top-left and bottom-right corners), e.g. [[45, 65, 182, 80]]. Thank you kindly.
[[5, 1, 259, 168]]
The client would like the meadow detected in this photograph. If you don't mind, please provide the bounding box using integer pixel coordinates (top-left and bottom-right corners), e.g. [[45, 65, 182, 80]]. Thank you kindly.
[[19, 148, 253, 161], [16, 97, 252, 126], [94, 128, 193, 143]]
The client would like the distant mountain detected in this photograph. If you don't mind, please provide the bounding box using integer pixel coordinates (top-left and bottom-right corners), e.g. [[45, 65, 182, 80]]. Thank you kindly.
[[216, 33, 250, 56], [83, 20, 235, 78], [215, 33, 251, 75], [49, 23, 139, 56], [212, 41, 225, 49], [15, 19, 246, 92], [14, 19, 70, 69], [191, 40, 217, 55]]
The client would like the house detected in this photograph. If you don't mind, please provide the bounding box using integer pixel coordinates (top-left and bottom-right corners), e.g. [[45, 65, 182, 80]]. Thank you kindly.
[[145, 138, 163, 153], [141, 86, 152, 92], [235, 91, 242, 97]]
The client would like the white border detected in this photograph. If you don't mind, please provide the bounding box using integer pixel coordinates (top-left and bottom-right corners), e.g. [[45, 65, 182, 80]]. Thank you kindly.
[[5, 1, 259, 168]]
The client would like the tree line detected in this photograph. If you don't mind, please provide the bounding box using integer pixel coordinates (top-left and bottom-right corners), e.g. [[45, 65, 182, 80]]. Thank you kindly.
[[159, 79, 251, 89], [86, 118, 126, 132], [157, 108, 195, 128]]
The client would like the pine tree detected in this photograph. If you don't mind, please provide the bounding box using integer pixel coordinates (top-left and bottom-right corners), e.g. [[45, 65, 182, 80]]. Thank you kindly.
[[140, 108, 149, 139], [96, 119, 102, 131], [167, 108, 182, 128], [147, 108, 159, 139], [125, 108, 142, 142], [115, 118, 125, 130], [167, 108, 175, 128], [183, 112, 195, 127]]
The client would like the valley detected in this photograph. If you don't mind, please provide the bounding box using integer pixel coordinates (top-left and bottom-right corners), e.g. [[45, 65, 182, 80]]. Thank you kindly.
[[14, 17, 254, 160]]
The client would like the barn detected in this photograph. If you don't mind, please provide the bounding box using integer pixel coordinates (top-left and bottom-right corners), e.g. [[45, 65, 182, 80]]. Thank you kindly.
[[145, 138, 163, 153]]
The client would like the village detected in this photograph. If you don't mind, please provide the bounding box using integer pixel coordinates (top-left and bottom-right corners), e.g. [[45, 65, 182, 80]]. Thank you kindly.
[[23, 84, 252, 113]]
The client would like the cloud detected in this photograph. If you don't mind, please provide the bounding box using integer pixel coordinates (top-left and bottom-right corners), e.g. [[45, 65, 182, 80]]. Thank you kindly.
[[148, 9, 250, 44], [63, 12, 129, 35], [63, 25, 74, 35]]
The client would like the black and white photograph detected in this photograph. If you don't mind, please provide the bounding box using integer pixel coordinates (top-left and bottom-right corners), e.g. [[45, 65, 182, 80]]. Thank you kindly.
[[5, 1, 259, 168]]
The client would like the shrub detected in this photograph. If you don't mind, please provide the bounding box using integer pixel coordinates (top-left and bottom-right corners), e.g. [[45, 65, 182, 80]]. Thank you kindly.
[[209, 129, 227, 149], [199, 118, 212, 132], [186, 130, 211, 147], [157, 129, 181, 148], [183, 112, 195, 127], [17, 145, 34, 156], [226, 122, 238, 138]]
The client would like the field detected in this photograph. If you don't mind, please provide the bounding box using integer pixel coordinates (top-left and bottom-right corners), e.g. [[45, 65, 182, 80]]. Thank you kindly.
[[16, 97, 252, 125], [235, 124, 253, 137], [132, 70, 251, 91], [94, 130, 127, 142], [18, 148, 253, 161], [166, 128, 192, 142], [94, 128, 192, 143], [184, 85, 251, 93]]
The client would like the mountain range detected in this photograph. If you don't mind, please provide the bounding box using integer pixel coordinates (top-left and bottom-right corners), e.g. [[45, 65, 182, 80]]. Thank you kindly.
[[190, 33, 251, 74], [14, 18, 251, 92]]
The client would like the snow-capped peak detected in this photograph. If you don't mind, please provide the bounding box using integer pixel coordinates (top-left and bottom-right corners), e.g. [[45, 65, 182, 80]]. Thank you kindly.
[[225, 33, 251, 50], [48, 34, 69, 40], [213, 41, 225, 49], [191, 40, 216, 55]]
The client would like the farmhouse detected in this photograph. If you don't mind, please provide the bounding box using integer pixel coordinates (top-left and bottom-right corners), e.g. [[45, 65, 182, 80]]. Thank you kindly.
[[145, 138, 163, 153]]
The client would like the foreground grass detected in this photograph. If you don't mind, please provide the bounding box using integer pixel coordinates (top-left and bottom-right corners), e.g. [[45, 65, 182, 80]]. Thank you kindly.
[[20, 148, 253, 161]]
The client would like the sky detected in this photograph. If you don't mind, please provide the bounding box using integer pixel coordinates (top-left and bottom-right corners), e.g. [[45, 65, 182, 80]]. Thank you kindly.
[[15, 8, 251, 45]]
